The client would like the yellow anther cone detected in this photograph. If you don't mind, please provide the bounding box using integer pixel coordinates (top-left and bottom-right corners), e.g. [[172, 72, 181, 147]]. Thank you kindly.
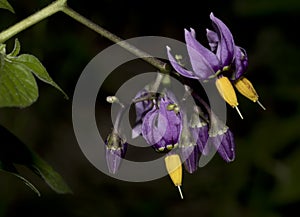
[[215, 76, 238, 107], [215, 76, 243, 119], [165, 154, 183, 199], [234, 77, 258, 102], [234, 77, 266, 110]]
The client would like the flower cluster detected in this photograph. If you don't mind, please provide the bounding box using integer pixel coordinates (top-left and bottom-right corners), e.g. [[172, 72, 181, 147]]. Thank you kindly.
[[104, 13, 265, 199]]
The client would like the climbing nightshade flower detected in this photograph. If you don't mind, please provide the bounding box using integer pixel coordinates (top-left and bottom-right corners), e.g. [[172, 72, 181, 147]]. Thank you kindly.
[[167, 13, 246, 118]]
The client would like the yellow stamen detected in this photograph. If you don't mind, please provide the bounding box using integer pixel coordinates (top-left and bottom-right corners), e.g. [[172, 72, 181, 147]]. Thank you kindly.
[[165, 154, 183, 199], [234, 77, 266, 110], [215, 77, 243, 119], [234, 77, 258, 102], [215, 76, 238, 108]]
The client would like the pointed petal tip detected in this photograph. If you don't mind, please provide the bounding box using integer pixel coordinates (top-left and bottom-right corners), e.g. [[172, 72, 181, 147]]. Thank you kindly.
[[166, 45, 171, 51]]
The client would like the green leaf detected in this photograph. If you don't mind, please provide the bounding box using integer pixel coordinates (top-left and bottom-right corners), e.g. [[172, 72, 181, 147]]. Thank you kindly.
[[31, 155, 72, 194], [0, 39, 68, 108], [12, 54, 68, 99], [0, 125, 72, 195], [0, 0, 14, 13], [0, 59, 38, 107]]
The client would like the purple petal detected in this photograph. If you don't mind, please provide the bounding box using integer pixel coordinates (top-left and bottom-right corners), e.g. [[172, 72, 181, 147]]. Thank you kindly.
[[210, 13, 235, 67], [132, 89, 153, 138], [132, 123, 142, 139], [180, 145, 199, 174], [185, 28, 220, 79], [105, 141, 127, 174], [232, 46, 248, 80], [134, 89, 152, 122], [206, 29, 219, 52], [142, 107, 166, 146], [211, 129, 235, 162], [191, 124, 209, 155], [105, 148, 122, 174], [166, 46, 199, 79], [158, 98, 181, 144]]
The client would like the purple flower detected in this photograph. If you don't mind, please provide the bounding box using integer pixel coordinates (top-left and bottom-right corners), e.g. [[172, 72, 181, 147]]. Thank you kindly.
[[167, 12, 235, 81], [105, 132, 128, 174], [141, 93, 182, 152]]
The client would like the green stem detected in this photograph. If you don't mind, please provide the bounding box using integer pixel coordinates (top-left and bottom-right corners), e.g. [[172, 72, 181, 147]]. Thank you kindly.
[[61, 6, 170, 73], [0, 0, 67, 43]]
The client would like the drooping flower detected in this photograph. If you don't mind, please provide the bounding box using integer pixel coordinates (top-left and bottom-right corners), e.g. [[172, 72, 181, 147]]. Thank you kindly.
[[141, 92, 182, 152], [105, 132, 128, 174]]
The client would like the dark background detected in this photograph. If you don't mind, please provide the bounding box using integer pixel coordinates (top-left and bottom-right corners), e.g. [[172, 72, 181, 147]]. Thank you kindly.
[[0, 0, 300, 216]]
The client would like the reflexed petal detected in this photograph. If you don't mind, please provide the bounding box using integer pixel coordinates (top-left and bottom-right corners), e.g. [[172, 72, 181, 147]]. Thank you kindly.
[[211, 129, 235, 162], [206, 29, 219, 52], [166, 46, 198, 79], [185, 28, 220, 78], [132, 89, 153, 138], [134, 89, 152, 123], [132, 123, 142, 139], [180, 144, 199, 173], [210, 13, 235, 67], [232, 46, 248, 80], [191, 124, 209, 155]]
